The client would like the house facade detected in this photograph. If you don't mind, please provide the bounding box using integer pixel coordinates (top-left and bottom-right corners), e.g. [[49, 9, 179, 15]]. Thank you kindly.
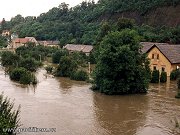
[[63, 44, 93, 56], [141, 42, 180, 76], [11, 37, 38, 49]]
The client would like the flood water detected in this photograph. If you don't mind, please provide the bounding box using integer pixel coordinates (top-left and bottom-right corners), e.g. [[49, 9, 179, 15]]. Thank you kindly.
[[0, 66, 180, 135]]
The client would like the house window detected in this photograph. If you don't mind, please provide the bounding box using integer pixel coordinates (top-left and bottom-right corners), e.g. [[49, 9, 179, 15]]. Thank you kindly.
[[152, 54, 154, 59], [157, 54, 159, 59], [162, 67, 165, 72], [153, 66, 157, 70]]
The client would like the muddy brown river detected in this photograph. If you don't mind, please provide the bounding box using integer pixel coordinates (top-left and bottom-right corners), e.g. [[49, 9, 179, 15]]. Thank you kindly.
[[0, 66, 180, 135]]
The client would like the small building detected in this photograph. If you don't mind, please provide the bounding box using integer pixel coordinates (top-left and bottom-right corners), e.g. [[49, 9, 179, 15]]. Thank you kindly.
[[141, 42, 180, 76], [11, 37, 38, 49], [63, 44, 93, 56], [38, 40, 60, 48], [2, 30, 10, 37]]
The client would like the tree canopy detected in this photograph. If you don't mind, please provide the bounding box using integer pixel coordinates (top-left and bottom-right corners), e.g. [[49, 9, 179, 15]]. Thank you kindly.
[[92, 29, 150, 95]]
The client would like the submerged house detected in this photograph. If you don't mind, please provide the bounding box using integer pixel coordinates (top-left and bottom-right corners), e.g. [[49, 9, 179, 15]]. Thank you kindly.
[[141, 42, 180, 76], [63, 44, 93, 56]]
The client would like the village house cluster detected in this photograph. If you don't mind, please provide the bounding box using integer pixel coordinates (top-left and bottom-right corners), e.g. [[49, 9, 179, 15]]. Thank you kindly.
[[1, 30, 180, 76]]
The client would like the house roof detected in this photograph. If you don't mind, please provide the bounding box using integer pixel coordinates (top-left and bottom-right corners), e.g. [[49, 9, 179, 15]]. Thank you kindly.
[[14, 37, 37, 44], [14, 38, 30, 44], [140, 42, 169, 53], [37, 40, 60, 45], [141, 42, 180, 64], [64, 44, 93, 53], [46, 41, 60, 45]]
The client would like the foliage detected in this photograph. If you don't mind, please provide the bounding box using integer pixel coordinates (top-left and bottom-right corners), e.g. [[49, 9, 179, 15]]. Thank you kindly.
[[19, 58, 39, 72], [0, 36, 8, 48], [45, 66, 53, 73], [52, 49, 68, 64], [4, 0, 180, 45], [170, 70, 179, 80], [0, 93, 20, 135], [9, 67, 35, 84], [160, 71, 167, 83], [9, 67, 27, 81], [70, 70, 88, 81], [55, 56, 78, 77], [116, 18, 135, 31], [19, 73, 33, 84], [178, 78, 180, 89], [70, 52, 87, 66], [92, 29, 150, 95], [1, 51, 20, 67], [151, 70, 160, 83]]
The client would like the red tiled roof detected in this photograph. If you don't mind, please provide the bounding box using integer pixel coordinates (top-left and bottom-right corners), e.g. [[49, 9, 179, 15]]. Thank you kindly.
[[14, 38, 30, 44]]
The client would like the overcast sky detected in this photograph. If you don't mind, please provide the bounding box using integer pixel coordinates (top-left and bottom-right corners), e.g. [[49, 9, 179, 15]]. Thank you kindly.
[[0, 0, 98, 21]]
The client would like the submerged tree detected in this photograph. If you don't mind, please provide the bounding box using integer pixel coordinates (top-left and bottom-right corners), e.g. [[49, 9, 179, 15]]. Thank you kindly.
[[92, 29, 150, 95]]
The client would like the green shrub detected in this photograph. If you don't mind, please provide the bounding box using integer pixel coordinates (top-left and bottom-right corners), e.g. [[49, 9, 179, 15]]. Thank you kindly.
[[151, 70, 160, 83], [160, 71, 167, 83], [19, 58, 39, 72], [55, 56, 78, 77], [45, 66, 53, 73], [19, 72, 32, 84], [10, 67, 37, 85], [178, 78, 180, 89], [52, 50, 68, 64], [10, 67, 27, 81], [70, 70, 88, 81], [170, 70, 179, 80], [0, 93, 20, 135]]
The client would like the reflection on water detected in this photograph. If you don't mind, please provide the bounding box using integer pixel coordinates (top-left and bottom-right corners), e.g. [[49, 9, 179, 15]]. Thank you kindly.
[[0, 66, 180, 135]]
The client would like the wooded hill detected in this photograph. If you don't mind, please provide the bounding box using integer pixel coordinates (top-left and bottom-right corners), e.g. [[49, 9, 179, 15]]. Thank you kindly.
[[1, 0, 180, 45]]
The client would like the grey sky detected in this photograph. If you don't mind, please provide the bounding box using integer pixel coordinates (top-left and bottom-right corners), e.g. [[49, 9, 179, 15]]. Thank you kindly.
[[0, 0, 98, 21]]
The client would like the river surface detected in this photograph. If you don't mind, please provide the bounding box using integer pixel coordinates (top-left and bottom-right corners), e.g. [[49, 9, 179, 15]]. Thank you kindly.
[[0, 66, 180, 135]]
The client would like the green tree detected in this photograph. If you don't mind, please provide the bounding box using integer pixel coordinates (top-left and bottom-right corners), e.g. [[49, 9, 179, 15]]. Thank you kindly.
[[116, 18, 135, 31], [19, 58, 39, 72], [151, 70, 160, 83], [70, 70, 88, 81], [55, 56, 78, 77], [0, 93, 20, 135], [1, 51, 20, 67], [52, 49, 68, 64], [92, 29, 150, 95], [160, 71, 167, 83], [9, 67, 27, 81]]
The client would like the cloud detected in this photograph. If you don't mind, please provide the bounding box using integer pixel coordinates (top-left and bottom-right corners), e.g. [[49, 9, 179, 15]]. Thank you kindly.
[[0, 0, 92, 20]]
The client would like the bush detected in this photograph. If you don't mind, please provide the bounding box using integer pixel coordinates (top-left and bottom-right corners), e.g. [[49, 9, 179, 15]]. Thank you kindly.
[[19, 58, 39, 72], [19, 72, 32, 84], [55, 56, 78, 77], [178, 78, 180, 89], [151, 70, 160, 83], [170, 70, 179, 80], [0, 93, 20, 135], [10, 67, 37, 85], [45, 66, 53, 73], [10, 67, 27, 81], [70, 70, 88, 81], [160, 71, 167, 83], [92, 30, 151, 95], [52, 50, 68, 64]]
